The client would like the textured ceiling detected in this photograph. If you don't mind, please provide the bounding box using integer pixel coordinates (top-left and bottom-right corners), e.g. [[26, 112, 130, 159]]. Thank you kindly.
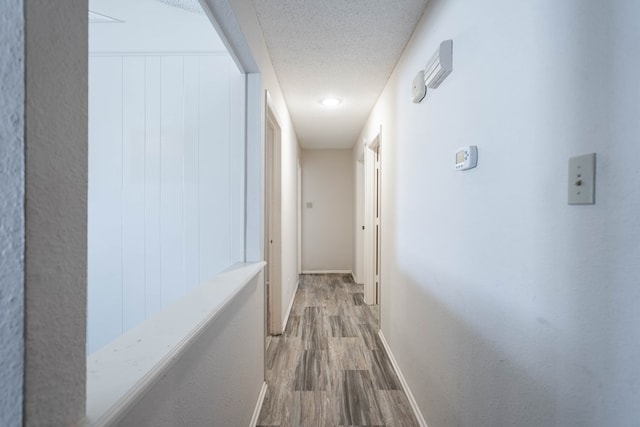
[[252, 0, 429, 149]]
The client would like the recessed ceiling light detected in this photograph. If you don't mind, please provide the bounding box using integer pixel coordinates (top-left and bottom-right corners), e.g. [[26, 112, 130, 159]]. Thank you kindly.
[[88, 11, 123, 24], [321, 98, 341, 107]]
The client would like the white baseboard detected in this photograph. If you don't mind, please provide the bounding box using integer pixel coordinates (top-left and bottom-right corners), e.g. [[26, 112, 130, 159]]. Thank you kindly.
[[249, 382, 268, 427], [281, 281, 298, 332], [378, 330, 428, 427], [301, 270, 352, 274]]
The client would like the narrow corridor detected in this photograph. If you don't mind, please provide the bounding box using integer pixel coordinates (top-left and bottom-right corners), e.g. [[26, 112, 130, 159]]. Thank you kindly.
[[257, 274, 419, 426]]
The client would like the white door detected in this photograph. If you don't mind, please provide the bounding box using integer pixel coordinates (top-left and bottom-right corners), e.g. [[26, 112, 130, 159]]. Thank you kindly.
[[374, 146, 381, 304], [364, 131, 381, 309], [265, 101, 282, 335], [297, 162, 302, 275]]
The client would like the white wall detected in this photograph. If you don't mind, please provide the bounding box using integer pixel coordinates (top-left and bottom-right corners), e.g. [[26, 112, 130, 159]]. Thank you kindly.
[[87, 53, 244, 354], [211, 0, 301, 328], [357, 0, 640, 425], [278, 98, 301, 326], [302, 149, 354, 272], [0, 0, 24, 424], [24, 0, 87, 424]]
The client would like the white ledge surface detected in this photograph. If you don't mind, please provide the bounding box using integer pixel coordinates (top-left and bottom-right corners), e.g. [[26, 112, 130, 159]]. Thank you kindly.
[[85, 262, 266, 426]]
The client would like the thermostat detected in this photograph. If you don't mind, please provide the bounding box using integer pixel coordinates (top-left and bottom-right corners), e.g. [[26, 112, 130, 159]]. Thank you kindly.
[[455, 146, 478, 170]]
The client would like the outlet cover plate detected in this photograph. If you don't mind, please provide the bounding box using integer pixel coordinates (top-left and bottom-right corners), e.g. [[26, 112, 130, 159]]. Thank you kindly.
[[568, 153, 596, 205]]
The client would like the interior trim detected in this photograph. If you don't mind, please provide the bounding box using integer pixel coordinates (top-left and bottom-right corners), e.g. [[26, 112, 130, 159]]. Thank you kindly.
[[377, 330, 429, 427]]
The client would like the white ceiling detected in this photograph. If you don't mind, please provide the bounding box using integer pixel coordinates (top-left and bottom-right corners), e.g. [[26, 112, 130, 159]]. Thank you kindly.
[[252, 0, 430, 149], [89, 0, 429, 149]]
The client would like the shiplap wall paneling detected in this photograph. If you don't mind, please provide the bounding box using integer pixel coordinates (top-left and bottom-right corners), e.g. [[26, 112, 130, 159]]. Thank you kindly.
[[230, 66, 246, 263], [88, 54, 243, 355], [122, 56, 146, 332], [199, 56, 231, 281], [88, 56, 124, 353], [144, 56, 162, 318], [160, 56, 186, 308], [184, 56, 201, 293]]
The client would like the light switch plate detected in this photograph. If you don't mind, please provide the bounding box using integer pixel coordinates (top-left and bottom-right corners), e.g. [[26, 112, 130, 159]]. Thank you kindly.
[[568, 153, 596, 205]]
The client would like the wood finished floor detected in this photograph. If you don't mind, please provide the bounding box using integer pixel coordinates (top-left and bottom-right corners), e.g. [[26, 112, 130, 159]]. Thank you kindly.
[[257, 274, 419, 427]]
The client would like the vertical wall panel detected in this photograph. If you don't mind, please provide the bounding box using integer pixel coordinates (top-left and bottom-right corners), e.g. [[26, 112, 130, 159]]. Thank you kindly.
[[122, 56, 147, 332], [144, 56, 162, 317], [160, 56, 185, 307], [88, 56, 124, 353], [198, 56, 218, 280], [88, 53, 245, 353], [230, 62, 246, 264], [199, 56, 231, 280], [183, 56, 200, 292]]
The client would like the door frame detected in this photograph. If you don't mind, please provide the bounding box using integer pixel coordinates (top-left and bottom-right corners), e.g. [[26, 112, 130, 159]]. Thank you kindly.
[[354, 150, 364, 284], [364, 128, 382, 308], [297, 161, 302, 275], [265, 91, 282, 335]]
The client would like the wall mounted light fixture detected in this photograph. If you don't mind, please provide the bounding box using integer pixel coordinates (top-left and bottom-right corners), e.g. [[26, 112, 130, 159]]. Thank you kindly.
[[411, 39, 453, 103], [424, 39, 453, 89]]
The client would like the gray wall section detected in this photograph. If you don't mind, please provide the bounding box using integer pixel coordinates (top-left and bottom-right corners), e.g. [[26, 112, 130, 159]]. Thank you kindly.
[[24, 0, 88, 425], [115, 274, 265, 426], [0, 0, 25, 425]]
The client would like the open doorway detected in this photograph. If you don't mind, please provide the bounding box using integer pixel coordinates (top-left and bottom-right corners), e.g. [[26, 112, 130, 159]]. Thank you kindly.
[[265, 93, 283, 335]]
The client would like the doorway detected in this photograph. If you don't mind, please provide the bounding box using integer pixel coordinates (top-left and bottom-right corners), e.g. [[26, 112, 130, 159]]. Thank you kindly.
[[297, 161, 302, 275], [265, 93, 282, 335], [364, 131, 381, 325], [373, 144, 381, 306]]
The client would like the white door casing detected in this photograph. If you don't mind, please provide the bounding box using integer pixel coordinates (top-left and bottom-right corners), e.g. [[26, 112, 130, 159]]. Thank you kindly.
[[265, 92, 282, 335], [364, 129, 381, 307]]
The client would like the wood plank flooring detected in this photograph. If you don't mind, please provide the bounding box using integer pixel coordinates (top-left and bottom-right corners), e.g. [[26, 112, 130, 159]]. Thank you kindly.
[[257, 274, 419, 427]]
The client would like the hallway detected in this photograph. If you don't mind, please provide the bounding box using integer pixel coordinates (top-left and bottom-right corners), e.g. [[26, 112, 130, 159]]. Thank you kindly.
[[5, 1, 640, 425], [257, 274, 419, 426]]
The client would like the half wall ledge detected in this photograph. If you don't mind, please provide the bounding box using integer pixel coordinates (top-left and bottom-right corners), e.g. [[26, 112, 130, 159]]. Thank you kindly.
[[85, 261, 266, 426]]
